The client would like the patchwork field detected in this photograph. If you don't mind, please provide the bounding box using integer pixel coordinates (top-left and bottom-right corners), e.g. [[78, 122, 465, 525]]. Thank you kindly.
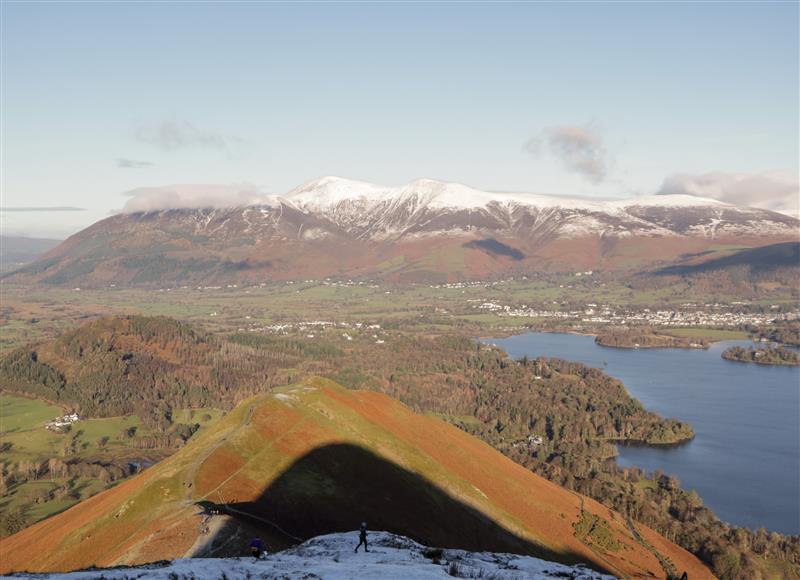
[[1, 274, 793, 354], [0, 394, 223, 534]]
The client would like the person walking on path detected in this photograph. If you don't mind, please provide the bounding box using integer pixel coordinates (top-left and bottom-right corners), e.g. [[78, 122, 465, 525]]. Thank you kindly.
[[354, 522, 369, 553], [250, 537, 266, 560]]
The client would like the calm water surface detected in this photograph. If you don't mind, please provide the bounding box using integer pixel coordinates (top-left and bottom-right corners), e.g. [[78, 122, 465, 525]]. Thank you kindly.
[[488, 332, 800, 535]]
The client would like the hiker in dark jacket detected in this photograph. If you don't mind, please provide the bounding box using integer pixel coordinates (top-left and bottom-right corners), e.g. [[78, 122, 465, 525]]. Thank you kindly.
[[354, 522, 369, 552], [250, 537, 265, 560]]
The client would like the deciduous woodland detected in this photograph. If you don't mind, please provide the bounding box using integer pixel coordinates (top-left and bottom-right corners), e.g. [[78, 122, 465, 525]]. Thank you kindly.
[[753, 321, 800, 346], [1, 315, 798, 578], [595, 327, 709, 349], [722, 345, 800, 365]]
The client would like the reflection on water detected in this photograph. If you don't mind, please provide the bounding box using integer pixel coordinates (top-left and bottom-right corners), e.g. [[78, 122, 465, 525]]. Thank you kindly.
[[488, 332, 800, 535]]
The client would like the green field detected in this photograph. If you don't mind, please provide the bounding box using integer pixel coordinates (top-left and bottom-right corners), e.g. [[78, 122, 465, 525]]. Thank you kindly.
[[172, 407, 225, 427], [0, 394, 225, 534], [1, 395, 147, 459], [0, 395, 62, 434], [665, 328, 749, 341], [1, 395, 225, 461]]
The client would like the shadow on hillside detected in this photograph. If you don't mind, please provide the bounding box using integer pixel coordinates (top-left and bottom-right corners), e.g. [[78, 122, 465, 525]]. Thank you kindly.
[[193, 442, 603, 573], [654, 241, 800, 276], [463, 238, 525, 260]]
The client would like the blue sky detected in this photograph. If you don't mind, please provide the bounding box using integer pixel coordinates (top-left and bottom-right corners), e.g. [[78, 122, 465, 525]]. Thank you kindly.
[[2, 1, 798, 237]]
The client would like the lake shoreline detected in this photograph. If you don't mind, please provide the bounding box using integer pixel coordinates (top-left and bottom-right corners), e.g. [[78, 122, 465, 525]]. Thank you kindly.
[[484, 327, 750, 351], [488, 331, 800, 535]]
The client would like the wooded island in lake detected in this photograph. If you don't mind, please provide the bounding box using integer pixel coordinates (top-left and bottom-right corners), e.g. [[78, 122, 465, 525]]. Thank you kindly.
[[722, 345, 799, 366]]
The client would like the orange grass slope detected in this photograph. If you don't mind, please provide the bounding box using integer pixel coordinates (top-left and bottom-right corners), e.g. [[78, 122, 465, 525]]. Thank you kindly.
[[0, 378, 714, 579]]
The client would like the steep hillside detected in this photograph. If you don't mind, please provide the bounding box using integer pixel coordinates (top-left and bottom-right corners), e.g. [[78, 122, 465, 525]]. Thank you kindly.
[[0, 379, 713, 578], [654, 241, 800, 276], [635, 242, 800, 300], [6, 177, 796, 286]]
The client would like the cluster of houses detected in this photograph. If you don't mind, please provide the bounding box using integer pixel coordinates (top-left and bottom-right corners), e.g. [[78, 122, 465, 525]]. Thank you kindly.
[[512, 434, 544, 450], [482, 302, 798, 327], [245, 320, 382, 335], [233, 320, 389, 345], [45, 412, 79, 432]]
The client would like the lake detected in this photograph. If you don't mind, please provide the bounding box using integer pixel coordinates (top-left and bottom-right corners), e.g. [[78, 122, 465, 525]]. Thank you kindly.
[[488, 332, 800, 535]]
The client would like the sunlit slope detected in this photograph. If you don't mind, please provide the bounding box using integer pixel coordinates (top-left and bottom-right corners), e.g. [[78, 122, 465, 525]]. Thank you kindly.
[[0, 379, 713, 578]]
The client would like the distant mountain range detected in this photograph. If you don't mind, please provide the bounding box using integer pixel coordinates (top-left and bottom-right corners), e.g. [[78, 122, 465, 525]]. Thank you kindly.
[[6, 177, 798, 286], [0, 236, 62, 273]]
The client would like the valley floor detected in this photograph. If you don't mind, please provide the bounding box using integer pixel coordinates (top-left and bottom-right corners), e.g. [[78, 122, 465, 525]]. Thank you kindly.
[[4, 531, 612, 580]]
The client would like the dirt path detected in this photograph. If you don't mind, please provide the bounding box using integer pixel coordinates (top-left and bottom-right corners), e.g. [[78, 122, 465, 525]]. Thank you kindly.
[[183, 403, 256, 502], [179, 398, 304, 549], [626, 516, 677, 579]]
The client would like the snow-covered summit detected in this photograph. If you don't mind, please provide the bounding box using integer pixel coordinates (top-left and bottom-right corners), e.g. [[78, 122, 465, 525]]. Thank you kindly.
[[283, 176, 731, 212], [274, 176, 798, 239], [5, 531, 612, 579], [285, 176, 390, 206], [613, 194, 730, 209], [110, 176, 798, 244]]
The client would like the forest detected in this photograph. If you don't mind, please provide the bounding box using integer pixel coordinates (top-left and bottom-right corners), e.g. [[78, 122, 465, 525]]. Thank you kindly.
[[595, 327, 709, 349], [0, 316, 289, 429], [722, 345, 800, 366], [750, 321, 800, 346]]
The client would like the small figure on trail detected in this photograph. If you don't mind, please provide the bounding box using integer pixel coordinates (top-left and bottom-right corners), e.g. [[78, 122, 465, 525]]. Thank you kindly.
[[354, 522, 369, 553], [250, 537, 265, 560], [679, 573, 688, 580]]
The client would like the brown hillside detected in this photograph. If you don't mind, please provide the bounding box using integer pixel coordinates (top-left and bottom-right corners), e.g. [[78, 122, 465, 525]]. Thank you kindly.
[[5, 196, 794, 286], [0, 379, 714, 578]]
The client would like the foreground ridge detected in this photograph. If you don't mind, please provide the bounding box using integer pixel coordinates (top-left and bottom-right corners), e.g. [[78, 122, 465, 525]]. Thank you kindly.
[[5, 531, 613, 580], [0, 379, 713, 578]]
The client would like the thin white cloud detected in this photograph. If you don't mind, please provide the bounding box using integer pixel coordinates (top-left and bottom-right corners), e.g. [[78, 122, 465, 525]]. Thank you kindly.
[[0, 206, 86, 212], [135, 119, 247, 154], [116, 157, 153, 169], [657, 171, 799, 213], [526, 124, 610, 184], [121, 184, 272, 213]]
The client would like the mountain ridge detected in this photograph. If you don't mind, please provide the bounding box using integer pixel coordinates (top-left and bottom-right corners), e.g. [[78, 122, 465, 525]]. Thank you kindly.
[[116, 176, 794, 240], [124, 176, 739, 212], [0, 378, 713, 578], [5, 176, 797, 286]]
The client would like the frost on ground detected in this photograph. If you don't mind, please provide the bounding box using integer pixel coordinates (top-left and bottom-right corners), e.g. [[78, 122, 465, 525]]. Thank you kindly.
[[5, 531, 613, 579]]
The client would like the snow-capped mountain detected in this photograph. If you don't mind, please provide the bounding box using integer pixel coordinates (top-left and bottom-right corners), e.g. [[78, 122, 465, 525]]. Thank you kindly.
[[7, 176, 798, 286], [277, 176, 796, 240], [118, 176, 799, 242], [3, 531, 613, 579]]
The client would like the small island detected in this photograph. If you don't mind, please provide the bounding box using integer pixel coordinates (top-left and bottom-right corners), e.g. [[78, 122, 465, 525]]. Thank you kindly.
[[722, 345, 800, 366], [595, 327, 708, 350]]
